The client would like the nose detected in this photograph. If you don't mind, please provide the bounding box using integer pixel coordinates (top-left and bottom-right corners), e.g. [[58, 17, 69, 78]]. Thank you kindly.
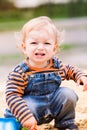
[[37, 43, 44, 50]]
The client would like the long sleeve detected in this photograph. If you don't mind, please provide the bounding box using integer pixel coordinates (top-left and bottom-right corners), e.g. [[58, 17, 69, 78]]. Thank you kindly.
[[59, 60, 86, 82], [5, 66, 33, 124]]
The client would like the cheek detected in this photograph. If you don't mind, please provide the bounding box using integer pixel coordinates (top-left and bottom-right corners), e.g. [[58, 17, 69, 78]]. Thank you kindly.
[[47, 48, 55, 56], [26, 45, 35, 55], [26, 48, 31, 54], [50, 48, 57, 56], [50, 45, 57, 52]]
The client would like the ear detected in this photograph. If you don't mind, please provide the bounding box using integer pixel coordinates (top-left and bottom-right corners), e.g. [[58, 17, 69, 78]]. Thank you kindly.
[[53, 44, 58, 53], [21, 42, 26, 54]]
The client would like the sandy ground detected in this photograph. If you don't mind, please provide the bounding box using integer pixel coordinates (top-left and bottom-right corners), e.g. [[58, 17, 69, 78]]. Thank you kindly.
[[0, 18, 87, 129]]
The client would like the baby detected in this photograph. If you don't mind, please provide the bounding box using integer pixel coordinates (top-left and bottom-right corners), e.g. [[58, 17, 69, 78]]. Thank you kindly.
[[5, 16, 87, 130]]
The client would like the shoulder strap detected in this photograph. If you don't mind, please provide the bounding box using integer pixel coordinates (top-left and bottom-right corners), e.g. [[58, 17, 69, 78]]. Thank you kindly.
[[52, 57, 60, 69], [19, 62, 30, 72]]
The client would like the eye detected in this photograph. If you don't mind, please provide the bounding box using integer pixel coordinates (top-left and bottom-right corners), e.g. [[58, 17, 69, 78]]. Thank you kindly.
[[30, 42, 38, 44], [44, 42, 51, 45]]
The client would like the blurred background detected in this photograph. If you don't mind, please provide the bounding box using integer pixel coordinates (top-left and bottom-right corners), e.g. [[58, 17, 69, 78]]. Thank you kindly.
[[0, 0, 87, 117]]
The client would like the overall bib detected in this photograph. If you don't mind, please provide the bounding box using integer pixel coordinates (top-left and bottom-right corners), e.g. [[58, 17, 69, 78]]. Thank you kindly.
[[4, 58, 78, 128]]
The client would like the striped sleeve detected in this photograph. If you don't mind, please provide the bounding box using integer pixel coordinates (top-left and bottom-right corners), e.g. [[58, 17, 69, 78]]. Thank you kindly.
[[5, 66, 33, 124], [59, 60, 86, 82]]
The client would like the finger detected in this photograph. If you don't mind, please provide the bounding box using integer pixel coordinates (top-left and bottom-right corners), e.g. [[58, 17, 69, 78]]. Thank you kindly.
[[76, 79, 80, 86], [83, 84, 87, 91], [30, 125, 38, 130], [33, 126, 38, 130], [83, 87, 86, 91]]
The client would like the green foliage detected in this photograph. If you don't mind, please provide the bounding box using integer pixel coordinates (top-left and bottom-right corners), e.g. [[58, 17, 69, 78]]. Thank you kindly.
[[60, 44, 76, 51], [32, 4, 69, 18], [0, 0, 14, 10], [21, 128, 27, 130], [0, 2, 87, 31], [0, 53, 24, 65], [68, 1, 87, 17], [0, 20, 27, 31]]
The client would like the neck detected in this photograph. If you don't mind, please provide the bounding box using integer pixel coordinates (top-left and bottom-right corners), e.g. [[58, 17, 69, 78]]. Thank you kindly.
[[27, 59, 49, 68]]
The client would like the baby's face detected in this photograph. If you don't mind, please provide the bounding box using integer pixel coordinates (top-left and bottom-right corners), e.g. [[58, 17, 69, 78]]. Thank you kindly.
[[22, 26, 57, 68]]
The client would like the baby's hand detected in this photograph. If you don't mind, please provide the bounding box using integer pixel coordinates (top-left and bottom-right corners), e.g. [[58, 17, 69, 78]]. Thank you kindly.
[[23, 116, 37, 130], [77, 76, 87, 91]]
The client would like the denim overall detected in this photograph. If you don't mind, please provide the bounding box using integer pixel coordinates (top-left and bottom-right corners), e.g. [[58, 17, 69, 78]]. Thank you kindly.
[[4, 58, 78, 129]]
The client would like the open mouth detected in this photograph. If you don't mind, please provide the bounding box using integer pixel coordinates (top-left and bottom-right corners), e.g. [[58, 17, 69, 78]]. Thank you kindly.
[[35, 52, 45, 56]]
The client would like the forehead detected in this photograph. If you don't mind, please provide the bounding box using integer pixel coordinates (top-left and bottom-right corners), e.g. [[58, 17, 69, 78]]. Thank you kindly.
[[28, 25, 54, 35], [26, 26, 56, 42]]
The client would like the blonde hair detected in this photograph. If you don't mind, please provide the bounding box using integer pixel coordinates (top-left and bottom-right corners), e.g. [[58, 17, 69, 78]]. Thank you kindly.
[[15, 16, 64, 49]]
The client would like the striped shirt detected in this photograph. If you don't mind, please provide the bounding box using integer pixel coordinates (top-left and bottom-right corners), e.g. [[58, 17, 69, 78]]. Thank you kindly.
[[5, 58, 85, 124]]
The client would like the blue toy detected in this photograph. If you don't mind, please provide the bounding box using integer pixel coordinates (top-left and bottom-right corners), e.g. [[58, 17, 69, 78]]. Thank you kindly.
[[0, 118, 38, 130], [0, 118, 21, 130]]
